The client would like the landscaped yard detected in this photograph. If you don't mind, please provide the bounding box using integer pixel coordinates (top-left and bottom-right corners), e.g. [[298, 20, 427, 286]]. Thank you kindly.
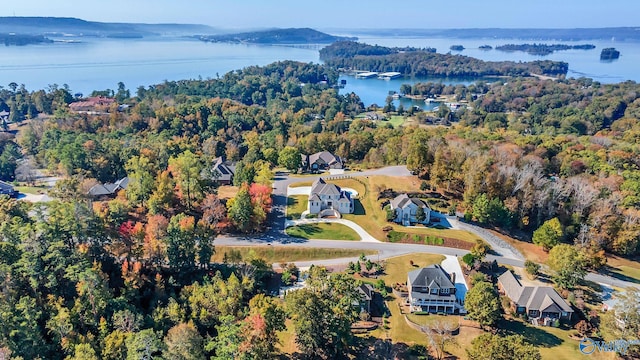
[[285, 223, 361, 241], [286, 195, 308, 220], [368, 253, 484, 359], [289, 176, 483, 246], [499, 318, 616, 360], [211, 246, 376, 264]]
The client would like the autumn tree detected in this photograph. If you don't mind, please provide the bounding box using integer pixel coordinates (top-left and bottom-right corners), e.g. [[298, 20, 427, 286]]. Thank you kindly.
[[227, 185, 254, 233], [547, 244, 586, 290], [532, 217, 563, 251], [466, 334, 541, 360], [164, 322, 205, 360], [168, 150, 204, 209], [278, 146, 302, 173], [464, 281, 501, 328]]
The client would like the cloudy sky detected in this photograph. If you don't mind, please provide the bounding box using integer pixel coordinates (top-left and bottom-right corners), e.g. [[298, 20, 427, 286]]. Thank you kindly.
[[2, 0, 637, 29]]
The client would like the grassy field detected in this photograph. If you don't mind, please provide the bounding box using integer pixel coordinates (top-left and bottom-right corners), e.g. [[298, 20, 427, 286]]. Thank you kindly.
[[286, 195, 308, 220], [14, 185, 48, 195], [211, 246, 376, 264], [605, 255, 640, 284], [285, 223, 361, 241], [499, 318, 616, 360], [379, 253, 445, 285], [387, 115, 406, 128]]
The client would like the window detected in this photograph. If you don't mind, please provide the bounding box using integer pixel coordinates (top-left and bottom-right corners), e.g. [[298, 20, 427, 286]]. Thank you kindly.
[[441, 288, 450, 295], [430, 288, 438, 294]]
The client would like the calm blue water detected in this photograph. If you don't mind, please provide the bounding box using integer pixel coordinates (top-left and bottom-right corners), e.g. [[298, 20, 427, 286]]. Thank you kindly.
[[0, 35, 638, 106]]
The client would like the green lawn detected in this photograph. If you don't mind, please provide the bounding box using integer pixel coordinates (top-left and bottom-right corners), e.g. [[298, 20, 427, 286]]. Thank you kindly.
[[285, 223, 361, 240], [211, 246, 377, 264], [286, 195, 308, 220], [14, 185, 48, 195], [499, 318, 616, 360], [406, 313, 460, 328], [387, 115, 406, 128], [379, 253, 445, 285]]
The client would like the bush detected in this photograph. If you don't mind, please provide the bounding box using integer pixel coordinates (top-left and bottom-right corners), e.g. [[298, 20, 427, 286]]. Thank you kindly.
[[420, 181, 429, 191], [524, 260, 540, 277], [387, 230, 405, 242]]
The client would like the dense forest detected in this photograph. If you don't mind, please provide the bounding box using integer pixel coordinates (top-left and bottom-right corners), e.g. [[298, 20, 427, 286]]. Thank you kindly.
[[198, 28, 356, 44], [319, 41, 569, 77], [494, 43, 596, 56], [2, 59, 640, 357]]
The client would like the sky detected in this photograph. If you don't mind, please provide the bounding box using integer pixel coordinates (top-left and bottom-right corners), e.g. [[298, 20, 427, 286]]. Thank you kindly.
[[2, 0, 638, 29]]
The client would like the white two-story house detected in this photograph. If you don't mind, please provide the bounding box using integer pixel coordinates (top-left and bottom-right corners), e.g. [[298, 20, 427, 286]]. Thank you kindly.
[[308, 178, 353, 216], [390, 194, 431, 226]]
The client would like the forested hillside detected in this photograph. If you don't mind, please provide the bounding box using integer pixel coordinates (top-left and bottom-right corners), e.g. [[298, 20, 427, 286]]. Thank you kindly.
[[320, 41, 569, 77]]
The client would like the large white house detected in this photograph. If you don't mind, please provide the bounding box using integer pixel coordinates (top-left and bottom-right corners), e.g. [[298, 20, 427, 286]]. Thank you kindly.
[[390, 194, 431, 226], [308, 178, 353, 216]]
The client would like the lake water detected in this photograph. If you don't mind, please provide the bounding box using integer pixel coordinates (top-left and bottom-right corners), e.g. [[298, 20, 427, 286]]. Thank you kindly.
[[0, 35, 639, 106]]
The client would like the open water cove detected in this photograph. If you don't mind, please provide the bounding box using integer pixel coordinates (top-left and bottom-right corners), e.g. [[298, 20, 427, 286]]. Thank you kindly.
[[0, 37, 321, 95]]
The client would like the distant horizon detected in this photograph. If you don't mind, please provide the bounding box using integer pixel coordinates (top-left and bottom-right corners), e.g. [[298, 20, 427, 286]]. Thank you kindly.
[[2, 1, 640, 29], [0, 16, 639, 32]]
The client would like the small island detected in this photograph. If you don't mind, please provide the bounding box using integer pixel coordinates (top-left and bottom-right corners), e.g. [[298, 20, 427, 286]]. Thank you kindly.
[[450, 45, 465, 51], [479, 45, 493, 50], [600, 47, 620, 60], [495, 43, 595, 56], [0, 33, 52, 46], [198, 28, 356, 45]]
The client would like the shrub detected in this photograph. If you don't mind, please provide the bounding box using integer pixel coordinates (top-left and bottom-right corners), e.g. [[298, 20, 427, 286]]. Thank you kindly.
[[524, 260, 540, 277]]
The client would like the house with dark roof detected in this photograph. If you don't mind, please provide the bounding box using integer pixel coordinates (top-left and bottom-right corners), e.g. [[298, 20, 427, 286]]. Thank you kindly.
[[356, 283, 375, 313], [407, 265, 464, 314], [210, 157, 236, 185], [308, 178, 353, 216], [304, 151, 343, 171], [0, 180, 17, 197], [390, 194, 431, 226], [88, 177, 129, 198], [498, 271, 573, 322]]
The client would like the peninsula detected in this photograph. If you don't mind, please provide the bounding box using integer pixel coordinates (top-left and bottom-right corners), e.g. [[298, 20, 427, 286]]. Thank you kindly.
[[197, 27, 357, 44]]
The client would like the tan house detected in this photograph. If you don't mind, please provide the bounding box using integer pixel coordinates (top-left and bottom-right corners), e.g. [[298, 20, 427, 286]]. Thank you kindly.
[[498, 271, 573, 323]]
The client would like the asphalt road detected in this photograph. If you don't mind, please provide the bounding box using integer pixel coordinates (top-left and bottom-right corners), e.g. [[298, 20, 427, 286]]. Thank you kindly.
[[236, 166, 639, 290]]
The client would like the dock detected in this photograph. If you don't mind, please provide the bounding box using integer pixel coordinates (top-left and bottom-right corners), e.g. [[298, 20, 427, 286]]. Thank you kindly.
[[355, 71, 378, 79], [378, 72, 402, 80]]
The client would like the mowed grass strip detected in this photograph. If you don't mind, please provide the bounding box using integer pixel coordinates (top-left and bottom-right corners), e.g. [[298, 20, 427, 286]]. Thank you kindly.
[[212, 246, 376, 264], [286, 195, 308, 220], [285, 223, 360, 241]]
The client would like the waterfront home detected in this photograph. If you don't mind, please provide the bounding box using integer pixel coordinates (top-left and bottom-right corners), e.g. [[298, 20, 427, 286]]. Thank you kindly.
[[498, 271, 573, 323], [390, 194, 431, 226], [407, 265, 464, 314]]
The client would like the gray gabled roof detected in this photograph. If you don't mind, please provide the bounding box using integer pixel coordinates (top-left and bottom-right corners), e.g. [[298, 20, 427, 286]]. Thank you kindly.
[[311, 178, 342, 196], [408, 265, 455, 289], [390, 194, 430, 210], [308, 151, 342, 167], [498, 270, 524, 303], [499, 271, 573, 313], [88, 177, 129, 197], [357, 284, 374, 301], [0, 180, 15, 194]]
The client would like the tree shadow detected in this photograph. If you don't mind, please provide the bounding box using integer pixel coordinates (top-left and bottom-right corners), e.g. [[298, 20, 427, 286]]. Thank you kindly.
[[599, 266, 640, 284], [498, 318, 563, 348]]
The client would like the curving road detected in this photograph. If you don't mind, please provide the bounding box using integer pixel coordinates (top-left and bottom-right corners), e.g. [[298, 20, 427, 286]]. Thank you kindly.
[[233, 166, 639, 290]]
